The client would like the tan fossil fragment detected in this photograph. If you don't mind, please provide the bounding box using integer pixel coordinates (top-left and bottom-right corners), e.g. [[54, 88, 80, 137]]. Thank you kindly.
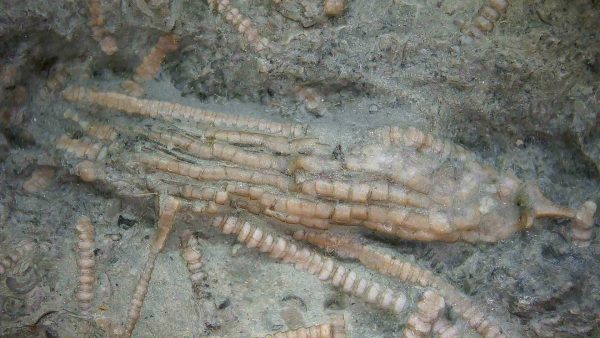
[[23, 166, 55, 193], [208, 0, 271, 52], [462, 0, 509, 42], [88, 0, 118, 55], [261, 313, 347, 338], [212, 216, 411, 316], [112, 195, 180, 338], [402, 290, 446, 338], [293, 230, 506, 337], [75, 216, 96, 315], [122, 33, 180, 97]]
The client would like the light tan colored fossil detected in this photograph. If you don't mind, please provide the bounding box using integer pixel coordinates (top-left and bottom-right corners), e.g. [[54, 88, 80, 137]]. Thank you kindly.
[[113, 195, 180, 338], [23, 166, 55, 193], [402, 290, 446, 338], [88, 0, 118, 55], [57, 85, 596, 337], [213, 216, 410, 315], [180, 231, 206, 286], [323, 0, 346, 17], [121, 33, 180, 97], [0, 240, 35, 277], [61, 86, 595, 245], [261, 313, 347, 338], [462, 0, 509, 43], [64, 110, 118, 141], [208, 0, 271, 52], [75, 216, 96, 315], [292, 230, 504, 337]]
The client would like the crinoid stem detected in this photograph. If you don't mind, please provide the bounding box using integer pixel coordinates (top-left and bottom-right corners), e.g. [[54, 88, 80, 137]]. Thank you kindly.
[[63, 110, 118, 141], [401, 290, 445, 338], [0, 240, 35, 277], [75, 216, 96, 315], [293, 230, 438, 287], [180, 231, 206, 286], [122, 33, 180, 97], [462, 0, 509, 43], [136, 154, 292, 191], [62, 86, 307, 137], [211, 216, 412, 316], [293, 230, 509, 338], [117, 195, 180, 338], [261, 313, 347, 338], [201, 128, 329, 155], [56, 134, 109, 161], [23, 166, 55, 193], [88, 0, 118, 55], [208, 0, 271, 52], [132, 33, 179, 83], [141, 128, 290, 172], [431, 317, 462, 338]]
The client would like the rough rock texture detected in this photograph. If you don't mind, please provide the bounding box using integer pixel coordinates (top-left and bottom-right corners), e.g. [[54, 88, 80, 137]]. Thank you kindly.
[[0, 0, 598, 337]]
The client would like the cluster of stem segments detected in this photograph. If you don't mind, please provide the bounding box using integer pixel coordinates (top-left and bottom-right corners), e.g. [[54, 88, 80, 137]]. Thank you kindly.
[[58, 85, 596, 337]]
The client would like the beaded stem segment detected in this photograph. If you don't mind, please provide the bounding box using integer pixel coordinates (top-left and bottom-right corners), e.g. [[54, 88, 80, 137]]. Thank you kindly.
[[208, 0, 271, 52], [117, 195, 181, 338], [293, 230, 508, 338], [402, 290, 445, 338], [462, 0, 509, 43], [180, 231, 206, 290], [88, 0, 118, 55], [211, 216, 412, 316], [122, 33, 180, 97], [63, 86, 306, 137], [75, 216, 96, 315], [261, 313, 347, 338]]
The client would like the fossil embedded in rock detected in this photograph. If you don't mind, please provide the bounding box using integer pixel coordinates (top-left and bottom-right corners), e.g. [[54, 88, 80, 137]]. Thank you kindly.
[[55, 84, 596, 337], [60, 86, 595, 245]]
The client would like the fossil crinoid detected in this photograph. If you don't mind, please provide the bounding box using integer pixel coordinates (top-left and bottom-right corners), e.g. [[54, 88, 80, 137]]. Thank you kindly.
[[60, 86, 595, 246], [52, 83, 596, 337]]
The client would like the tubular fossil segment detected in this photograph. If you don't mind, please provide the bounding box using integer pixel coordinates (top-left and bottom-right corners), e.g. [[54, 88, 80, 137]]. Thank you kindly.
[[75, 216, 96, 315], [122, 33, 180, 97], [261, 313, 346, 338], [133, 33, 179, 83], [402, 290, 446, 338], [60, 86, 596, 245], [208, 0, 271, 52], [23, 166, 55, 193], [212, 216, 412, 316], [64, 110, 119, 141], [116, 195, 181, 338], [180, 232, 206, 285], [63, 86, 306, 137], [88, 0, 118, 55], [323, 0, 346, 17], [0, 240, 35, 277], [463, 0, 509, 40], [293, 230, 507, 338]]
